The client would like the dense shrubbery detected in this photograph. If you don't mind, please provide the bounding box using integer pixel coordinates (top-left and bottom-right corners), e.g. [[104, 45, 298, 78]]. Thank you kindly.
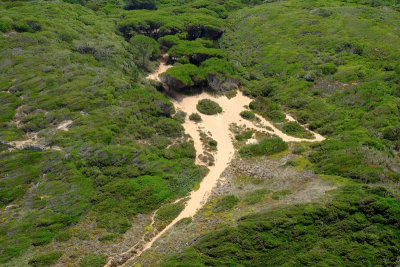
[[239, 138, 288, 157], [196, 99, 223, 115], [221, 0, 400, 182], [163, 185, 400, 266], [156, 203, 184, 221], [239, 110, 255, 120], [282, 121, 313, 139]]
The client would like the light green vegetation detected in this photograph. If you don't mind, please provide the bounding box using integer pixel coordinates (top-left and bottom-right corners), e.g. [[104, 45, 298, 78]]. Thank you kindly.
[[221, 0, 400, 183], [239, 138, 288, 157]]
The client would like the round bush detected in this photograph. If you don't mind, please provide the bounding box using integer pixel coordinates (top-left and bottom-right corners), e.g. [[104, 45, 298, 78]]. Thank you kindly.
[[196, 99, 222, 115], [240, 110, 255, 120], [189, 113, 202, 122]]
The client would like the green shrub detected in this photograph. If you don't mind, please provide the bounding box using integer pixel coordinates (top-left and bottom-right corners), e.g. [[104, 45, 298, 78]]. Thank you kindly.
[[268, 110, 285, 122], [80, 253, 106, 267], [154, 117, 183, 137], [54, 230, 72, 242], [383, 126, 400, 141], [208, 139, 218, 148], [243, 189, 269, 204], [98, 233, 118, 242], [239, 138, 288, 157], [28, 251, 62, 267], [213, 195, 239, 212], [239, 110, 255, 120], [156, 203, 184, 221], [282, 121, 313, 139], [189, 113, 202, 122], [196, 99, 222, 115]]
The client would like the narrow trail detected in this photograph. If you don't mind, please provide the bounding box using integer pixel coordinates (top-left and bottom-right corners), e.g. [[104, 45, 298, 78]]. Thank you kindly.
[[105, 58, 325, 267]]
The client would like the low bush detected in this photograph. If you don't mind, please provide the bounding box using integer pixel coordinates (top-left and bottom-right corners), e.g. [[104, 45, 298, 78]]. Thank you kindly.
[[189, 113, 202, 122], [156, 203, 184, 221], [28, 251, 62, 267], [282, 121, 313, 139], [79, 253, 106, 267], [239, 110, 255, 120], [196, 99, 222, 115], [239, 138, 288, 157], [213, 195, 239, 212]]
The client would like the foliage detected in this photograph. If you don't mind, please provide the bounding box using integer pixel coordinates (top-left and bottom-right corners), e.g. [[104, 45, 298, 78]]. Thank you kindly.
[[28, 251, 62, 267], [189, 113, 202, 122], [130, 35, 160, 69], [239, 138, 288, 157], [282, 121, 313, 139], [196, 99, 222, 115], [79, 253, 106, 267], [156, 203, 184, 221], [213, 195, 239, 212], [221, 0, 400, 182], [163, 186, 400, 266], [239, 110, 255, 120]]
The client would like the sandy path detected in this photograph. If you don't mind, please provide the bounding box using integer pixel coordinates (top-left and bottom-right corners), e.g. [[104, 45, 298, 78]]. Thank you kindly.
[[106, 61, 325, 267]]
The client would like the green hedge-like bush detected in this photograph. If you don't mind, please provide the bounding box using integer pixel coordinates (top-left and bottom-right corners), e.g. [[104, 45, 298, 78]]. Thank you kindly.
[[240, 110, 255, 120], [156, 203, 184, 221], [196, 99, 222, 115], [239, 138, 288, 157], [282, 121, 313, 139]]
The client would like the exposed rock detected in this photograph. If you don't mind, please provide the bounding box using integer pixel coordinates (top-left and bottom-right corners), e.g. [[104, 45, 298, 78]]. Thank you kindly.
[[23, 144, 46, 151]]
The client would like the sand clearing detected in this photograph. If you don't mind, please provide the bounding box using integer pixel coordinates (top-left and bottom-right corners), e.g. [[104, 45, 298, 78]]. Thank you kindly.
[[106, 62, 325, 267]]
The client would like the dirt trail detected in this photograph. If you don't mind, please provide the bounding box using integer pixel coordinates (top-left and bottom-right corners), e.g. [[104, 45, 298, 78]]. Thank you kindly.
[[106, 60, 325, 267]]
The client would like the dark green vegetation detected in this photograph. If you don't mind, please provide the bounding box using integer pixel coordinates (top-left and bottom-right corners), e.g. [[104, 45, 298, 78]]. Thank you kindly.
[[164, 185, 400, 266], [79, 253, 106, 267], [189, 113, 202, 122], [221, 0, 400, 183], [282, 121, 314, 139], [156, 203, 185, 222], [196, 99, 223, 115], [239, 110, 255, 120], [239, 138, 288, 157]]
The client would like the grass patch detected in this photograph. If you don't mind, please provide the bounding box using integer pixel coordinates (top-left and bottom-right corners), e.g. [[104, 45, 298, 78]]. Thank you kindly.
[[213, 195, 239, 212]]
